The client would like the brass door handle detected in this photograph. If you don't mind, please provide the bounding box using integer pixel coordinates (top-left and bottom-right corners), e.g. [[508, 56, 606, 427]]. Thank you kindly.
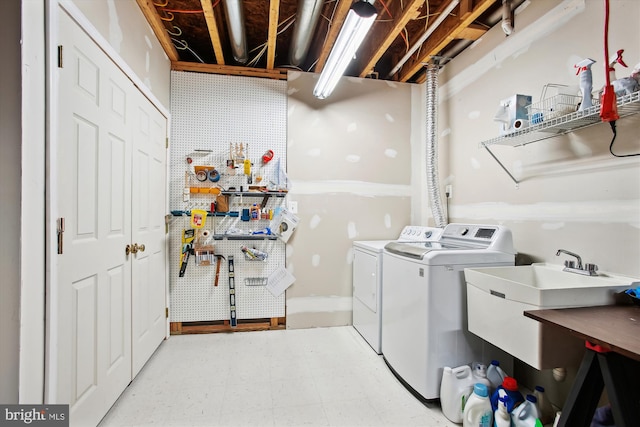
[[131, 243, 139, 254], [126, 244, 131, 256], [138, 244, 146, 252]]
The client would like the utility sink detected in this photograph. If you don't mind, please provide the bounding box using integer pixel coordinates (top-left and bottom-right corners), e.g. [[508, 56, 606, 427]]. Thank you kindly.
[[464, 263, 640, 369]]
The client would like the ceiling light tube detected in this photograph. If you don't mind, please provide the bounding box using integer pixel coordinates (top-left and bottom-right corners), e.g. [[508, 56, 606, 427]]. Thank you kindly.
[[387, 0, 459, 78], [313, 1, 377, 99]]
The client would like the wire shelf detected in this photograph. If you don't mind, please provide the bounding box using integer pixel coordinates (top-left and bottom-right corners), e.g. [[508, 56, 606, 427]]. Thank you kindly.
[[481, 91, 640, 148]]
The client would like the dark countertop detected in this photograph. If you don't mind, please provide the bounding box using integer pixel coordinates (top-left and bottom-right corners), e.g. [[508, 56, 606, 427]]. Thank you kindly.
[[524, 304, 640, 362]]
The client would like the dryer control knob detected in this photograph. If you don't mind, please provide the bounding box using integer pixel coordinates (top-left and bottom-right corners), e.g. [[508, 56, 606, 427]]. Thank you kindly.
[[460, 227, 469, 236]]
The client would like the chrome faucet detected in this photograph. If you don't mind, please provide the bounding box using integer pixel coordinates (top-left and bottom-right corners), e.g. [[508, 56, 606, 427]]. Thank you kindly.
[[556, 249, 598, 276]]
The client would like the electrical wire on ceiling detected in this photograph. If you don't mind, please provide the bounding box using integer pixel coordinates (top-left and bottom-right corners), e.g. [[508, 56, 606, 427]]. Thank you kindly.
[[377, 0, 411, 56], [172, 38, 205, 63], [246, 13, 297, 67]]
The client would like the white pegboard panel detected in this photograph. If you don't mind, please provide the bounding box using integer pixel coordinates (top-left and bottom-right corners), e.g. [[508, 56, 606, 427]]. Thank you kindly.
[[169, 71, 287, 323]]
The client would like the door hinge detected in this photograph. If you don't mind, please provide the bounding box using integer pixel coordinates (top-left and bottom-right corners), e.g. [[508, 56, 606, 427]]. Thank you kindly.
[[166, 137, 169, 149], [57, 45, 63, 68], [165, 307, 169, 318], [57, 218, 65, 254]]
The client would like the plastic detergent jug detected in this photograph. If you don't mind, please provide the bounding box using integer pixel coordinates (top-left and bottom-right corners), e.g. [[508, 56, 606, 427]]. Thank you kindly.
[[486, 360, 507, 391], [463, 383, 493, 427], [511, 395, 543, 427], [491, 377, 524, 412], [472, 362, 492, 388], [533, 385, 554, 425], [440, 365, 476, 424], [493, 390, 511, 427]]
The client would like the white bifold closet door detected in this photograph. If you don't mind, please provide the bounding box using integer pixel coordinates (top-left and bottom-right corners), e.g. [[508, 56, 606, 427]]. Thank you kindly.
[[53, 8, 167, 426]]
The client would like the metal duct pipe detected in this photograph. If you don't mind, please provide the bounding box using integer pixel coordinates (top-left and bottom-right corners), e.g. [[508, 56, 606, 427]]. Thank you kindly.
[[289, 0, 324, 66], [425, 63, 447, 228], [501, 0, 514, 35], [222, 0, 248, 64]]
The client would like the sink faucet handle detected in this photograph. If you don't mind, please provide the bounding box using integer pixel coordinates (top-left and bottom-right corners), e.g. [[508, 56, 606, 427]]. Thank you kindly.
[[564, 260, 575, 269], [585, 263, 598, 273], [556, 249, 583, 270]]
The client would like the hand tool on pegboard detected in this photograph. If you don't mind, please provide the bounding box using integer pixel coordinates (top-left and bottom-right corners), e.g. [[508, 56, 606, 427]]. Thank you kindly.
[[179, 229, 195, 277], [228, 256, 237, 327], [213, 253, 225, 287]]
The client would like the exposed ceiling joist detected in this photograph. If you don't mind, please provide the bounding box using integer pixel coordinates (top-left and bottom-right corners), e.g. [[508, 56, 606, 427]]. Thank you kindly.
[[458, 23, 488, 41], [200, 0, 225, 65], [357, 0, 424, 78], [172, 60, 287, 80], [313, 0, 352, 73], [398, 0, 497, 82], [136, 0, 179, 62], [266, 0, 281, 69]]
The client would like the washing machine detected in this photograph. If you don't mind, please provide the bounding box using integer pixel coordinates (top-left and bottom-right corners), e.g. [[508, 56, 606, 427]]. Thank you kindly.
[[381, 223, 516, 401], [353, 226, 442, 354]]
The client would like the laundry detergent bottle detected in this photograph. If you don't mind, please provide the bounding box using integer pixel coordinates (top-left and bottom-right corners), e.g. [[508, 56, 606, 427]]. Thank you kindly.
[[533, 385, 554, 425], [463, 383, 493, 427], [472, 362, 492, 389], [511, 394, 543, 427], [491, 377, 524, 412], [493, 390, 511, 427], [486, 360, 507, 392], [440, 365, 476, 424]]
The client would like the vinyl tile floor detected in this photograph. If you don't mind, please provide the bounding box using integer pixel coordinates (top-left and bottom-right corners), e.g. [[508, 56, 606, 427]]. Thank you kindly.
[[99, 326, 457, 427]]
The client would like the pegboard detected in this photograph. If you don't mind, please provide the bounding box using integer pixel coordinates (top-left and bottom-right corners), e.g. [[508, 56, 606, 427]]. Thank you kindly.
[[169, 71, 287, 322]]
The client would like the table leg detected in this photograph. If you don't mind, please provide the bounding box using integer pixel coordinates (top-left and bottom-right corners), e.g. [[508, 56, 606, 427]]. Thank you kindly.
[[597, 352, 640, 427], [558, 350, 604, 427]]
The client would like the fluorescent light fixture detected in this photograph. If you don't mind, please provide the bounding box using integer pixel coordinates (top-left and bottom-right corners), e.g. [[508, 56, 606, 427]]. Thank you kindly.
[[313, 1, 377, 99], [387, 0, 459, 77]]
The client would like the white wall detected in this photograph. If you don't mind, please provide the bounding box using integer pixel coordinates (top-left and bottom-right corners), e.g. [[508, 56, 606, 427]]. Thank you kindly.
[[71, 0, 171, 109], [0, 0, 22, 405], [438, 0, 640, 406], [286, 72, 424, 328]]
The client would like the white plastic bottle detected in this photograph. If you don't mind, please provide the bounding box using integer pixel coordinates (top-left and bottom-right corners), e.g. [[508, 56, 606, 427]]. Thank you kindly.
[[472, 362, 492, 388], [511, 394, 542, 427], [533, 385, 554, 425], [440, 365, 475, 424], [486, 360, 507, 391], [494, 390, 511, 427], [463, 383, 493, 427]]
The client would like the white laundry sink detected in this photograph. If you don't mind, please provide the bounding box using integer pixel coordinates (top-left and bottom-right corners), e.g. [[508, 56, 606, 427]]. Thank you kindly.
[[464, 263, 639, 369]]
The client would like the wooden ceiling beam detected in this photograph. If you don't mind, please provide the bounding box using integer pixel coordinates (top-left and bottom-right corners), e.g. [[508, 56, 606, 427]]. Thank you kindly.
[[266, 0, 281, 69], [172, 61, 288, 80], [200, 0, 225, 65], [313, 0, 352, 73], [135, 0, 179, 61], [398, 0, 497, 82], [357, 0, 424, 78], [457, 23, 488, 41]]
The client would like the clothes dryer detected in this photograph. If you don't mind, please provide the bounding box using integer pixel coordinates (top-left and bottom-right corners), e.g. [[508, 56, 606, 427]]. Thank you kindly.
[[353, 226, 442, 354]]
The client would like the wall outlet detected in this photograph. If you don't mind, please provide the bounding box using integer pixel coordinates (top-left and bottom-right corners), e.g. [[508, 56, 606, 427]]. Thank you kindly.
[[288, 200, 298, 214], [445, 185, 453, 199]]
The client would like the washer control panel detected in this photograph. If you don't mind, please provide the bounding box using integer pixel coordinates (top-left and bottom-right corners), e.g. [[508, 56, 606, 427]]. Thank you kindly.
[[398, 226, 443, 242], [440, 223, 515, 254]]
